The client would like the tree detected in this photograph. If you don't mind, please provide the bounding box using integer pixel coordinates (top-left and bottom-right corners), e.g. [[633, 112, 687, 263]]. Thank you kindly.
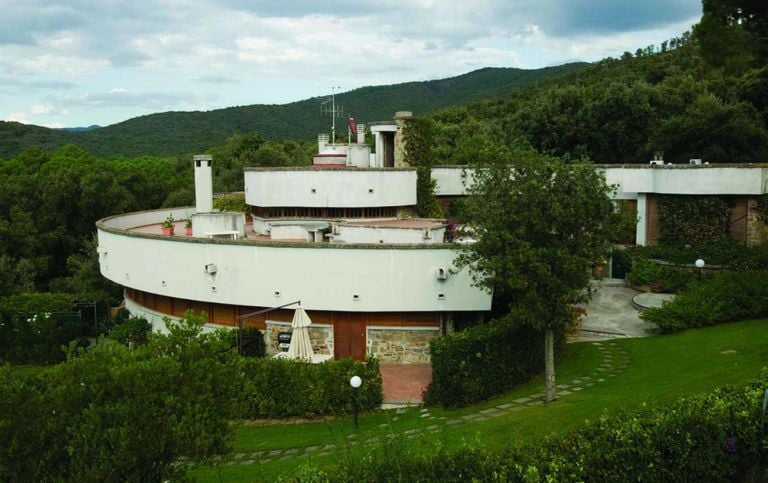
[[695, 0, 768, 70], [456, 147, 617, 402]]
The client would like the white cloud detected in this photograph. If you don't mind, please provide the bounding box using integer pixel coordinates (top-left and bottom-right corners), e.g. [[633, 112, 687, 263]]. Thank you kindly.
[[0, 0, 702, 127], [14, 54, 110, 77]]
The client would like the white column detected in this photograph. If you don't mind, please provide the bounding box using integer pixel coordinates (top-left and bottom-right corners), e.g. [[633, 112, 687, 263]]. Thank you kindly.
[[636, 193, 647, 246], [373, 132, 383, 167], [193, 155, 213, 213]]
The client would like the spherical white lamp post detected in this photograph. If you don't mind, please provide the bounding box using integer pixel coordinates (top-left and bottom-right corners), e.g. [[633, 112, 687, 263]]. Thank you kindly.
[[350, 376, 362, 428], [695, 258, 705, 279]]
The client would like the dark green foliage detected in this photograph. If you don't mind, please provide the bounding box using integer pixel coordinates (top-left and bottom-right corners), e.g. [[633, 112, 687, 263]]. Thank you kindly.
[[657, 195, 731, 245], [633, 237, 768, 268], [431, 33, 768, 165], [237, 355, 382, 418], [218, 327, 266, 357], [424, 320, 557, 407], [0, 65, 587, 159], [213, 192, 248, 213], [0, 293, 87, 364], [641, 270, 768, 331], [402, 118, 441, 217], [0, 313, 238, 482], [457, 148, 618, 329], [294, 375, 768, 482], [109, 316, 152, 346], [626, 258, 699, 292]]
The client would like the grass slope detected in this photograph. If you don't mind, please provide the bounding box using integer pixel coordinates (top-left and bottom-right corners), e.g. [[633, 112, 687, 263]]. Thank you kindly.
[[0, 64, 587, 159], [190, 318, 768, 481]]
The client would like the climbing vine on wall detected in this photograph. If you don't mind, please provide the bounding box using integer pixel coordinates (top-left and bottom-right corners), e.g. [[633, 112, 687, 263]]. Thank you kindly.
[[403, 117, 442, 218], [657, 195, 730, 245]]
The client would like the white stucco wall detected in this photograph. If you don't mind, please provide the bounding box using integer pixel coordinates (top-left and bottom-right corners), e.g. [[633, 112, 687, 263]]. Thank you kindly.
[[432, 166, 474, 196], [244, 169, 416, 208], [98, 216, 491, 313], [604, 165, 768, 195]]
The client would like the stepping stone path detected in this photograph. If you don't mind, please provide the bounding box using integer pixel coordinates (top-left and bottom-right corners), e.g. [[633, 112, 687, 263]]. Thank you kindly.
[[213, 341, 632, 466]]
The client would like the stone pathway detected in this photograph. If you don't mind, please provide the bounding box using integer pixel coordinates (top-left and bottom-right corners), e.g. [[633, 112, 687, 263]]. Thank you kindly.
[[572, 279, 657, 342], [210, 341, 631, 467]]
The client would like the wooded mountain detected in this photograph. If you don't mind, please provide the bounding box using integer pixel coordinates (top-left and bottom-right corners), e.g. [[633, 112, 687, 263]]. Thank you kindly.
[[0, 64, 586, 159]]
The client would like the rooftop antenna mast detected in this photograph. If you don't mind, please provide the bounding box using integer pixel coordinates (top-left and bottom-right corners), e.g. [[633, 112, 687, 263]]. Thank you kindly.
[[320, 86, 343, 143]]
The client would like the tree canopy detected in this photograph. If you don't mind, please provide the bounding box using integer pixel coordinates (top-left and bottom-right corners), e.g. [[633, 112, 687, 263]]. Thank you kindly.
[[456, 147, 618, 400]]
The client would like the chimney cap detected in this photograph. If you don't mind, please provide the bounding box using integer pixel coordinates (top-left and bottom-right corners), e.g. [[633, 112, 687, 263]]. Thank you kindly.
[[193, 154, 213, 161], [394, 111, 413, 119]]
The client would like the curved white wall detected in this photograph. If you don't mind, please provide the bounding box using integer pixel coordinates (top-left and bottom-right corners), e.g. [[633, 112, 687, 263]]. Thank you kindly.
[[244, 168, 416, 208], [98, 216, 491, 313]]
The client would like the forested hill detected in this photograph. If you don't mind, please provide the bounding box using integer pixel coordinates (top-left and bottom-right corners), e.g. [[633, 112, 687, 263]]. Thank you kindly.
[[429, 26, 768, 165], [0, 64, 586, 159]]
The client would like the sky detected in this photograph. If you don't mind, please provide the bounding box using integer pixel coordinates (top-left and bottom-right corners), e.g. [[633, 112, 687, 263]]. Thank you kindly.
[[0, 0, 703, 129]]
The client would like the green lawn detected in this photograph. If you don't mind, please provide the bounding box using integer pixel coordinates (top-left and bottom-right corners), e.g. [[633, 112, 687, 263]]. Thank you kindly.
[[190, 318, 768, 481]]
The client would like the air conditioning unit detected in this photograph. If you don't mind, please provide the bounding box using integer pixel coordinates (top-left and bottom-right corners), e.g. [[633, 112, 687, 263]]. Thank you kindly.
[[204, 263, 217, 274], [689, 159, 702, 165], [436, 267, 447, 280]]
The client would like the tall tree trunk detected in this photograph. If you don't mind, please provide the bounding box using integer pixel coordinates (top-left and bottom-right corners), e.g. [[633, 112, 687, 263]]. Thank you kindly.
[[544, 327, 556, 403]]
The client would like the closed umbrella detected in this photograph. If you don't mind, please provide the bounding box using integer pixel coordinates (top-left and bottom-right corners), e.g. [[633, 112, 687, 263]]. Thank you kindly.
[[286, 306, 314, 361]]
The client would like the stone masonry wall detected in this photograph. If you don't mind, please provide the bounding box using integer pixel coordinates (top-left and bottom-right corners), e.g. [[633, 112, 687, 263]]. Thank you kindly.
[[393, 113, 411, 168], [746, 197, 768, 246], [264, 321, 333, 357], [366, 327, 439, 363]]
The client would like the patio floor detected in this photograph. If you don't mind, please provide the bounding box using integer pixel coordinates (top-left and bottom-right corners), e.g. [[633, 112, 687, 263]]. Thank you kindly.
[[380, 363, 432, 405]]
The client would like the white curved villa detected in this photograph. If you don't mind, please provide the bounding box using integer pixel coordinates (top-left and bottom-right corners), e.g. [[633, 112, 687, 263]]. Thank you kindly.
[[97, 112, 768, 363]]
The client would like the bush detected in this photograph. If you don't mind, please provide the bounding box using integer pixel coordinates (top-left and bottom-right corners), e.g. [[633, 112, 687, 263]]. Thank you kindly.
[[641, 270, 768, 331], [237, 355, 382, 418], [626, 257, 695, 292], [109, 316, 151, 345], [424, 319, 560, 407], [293, 374, 768, 482], [0, 314, 239, 482]]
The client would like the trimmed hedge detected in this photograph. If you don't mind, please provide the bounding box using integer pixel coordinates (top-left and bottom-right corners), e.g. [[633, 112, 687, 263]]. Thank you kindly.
[[237, 355, 382, 418], [424, 320, 559, 407], [292, 374, 768, 482], [641, 270, 768, 331]]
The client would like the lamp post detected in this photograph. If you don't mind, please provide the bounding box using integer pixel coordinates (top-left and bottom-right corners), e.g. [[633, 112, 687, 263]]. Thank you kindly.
[[350, 375, 362, 429], [695, 258, 705, 280]]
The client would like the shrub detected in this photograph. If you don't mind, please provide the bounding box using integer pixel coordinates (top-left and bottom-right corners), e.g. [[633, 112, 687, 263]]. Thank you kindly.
[[237, 355, 382, 418], [424, 319, 561, 407], [626, 257, 695, 292], [641, 270, 768, 331], [109, 316, 151, 345], [0, 314, 239, 482], [293, 374, 768, 482]]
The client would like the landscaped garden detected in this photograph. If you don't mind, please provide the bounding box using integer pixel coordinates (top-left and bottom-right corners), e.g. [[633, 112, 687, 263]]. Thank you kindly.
[[189, 316, 768, 481]]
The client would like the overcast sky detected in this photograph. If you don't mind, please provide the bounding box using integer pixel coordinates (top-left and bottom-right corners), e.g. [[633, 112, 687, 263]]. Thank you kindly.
[[1, 0, 702, 128]]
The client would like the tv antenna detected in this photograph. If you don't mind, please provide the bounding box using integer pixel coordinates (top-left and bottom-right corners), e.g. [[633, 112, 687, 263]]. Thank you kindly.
[[320, 86, 343, 142]]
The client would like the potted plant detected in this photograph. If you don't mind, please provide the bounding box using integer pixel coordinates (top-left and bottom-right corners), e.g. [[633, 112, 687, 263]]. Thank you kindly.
[[184, 217, 193, 236], [161, 214, 175, 236]]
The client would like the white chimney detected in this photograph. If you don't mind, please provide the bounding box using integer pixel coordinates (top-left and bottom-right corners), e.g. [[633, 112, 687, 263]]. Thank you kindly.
[[356, 123, 366, 144], [193, 154, 213, 213], [318, 134, 329, 153]]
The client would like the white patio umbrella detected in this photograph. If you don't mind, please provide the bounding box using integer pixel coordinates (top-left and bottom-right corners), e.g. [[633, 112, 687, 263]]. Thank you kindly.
[[286, 306, 314, 361]]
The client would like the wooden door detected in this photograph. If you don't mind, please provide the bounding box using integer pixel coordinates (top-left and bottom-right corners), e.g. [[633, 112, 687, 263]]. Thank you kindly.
[[334, 313, 366, 360]]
